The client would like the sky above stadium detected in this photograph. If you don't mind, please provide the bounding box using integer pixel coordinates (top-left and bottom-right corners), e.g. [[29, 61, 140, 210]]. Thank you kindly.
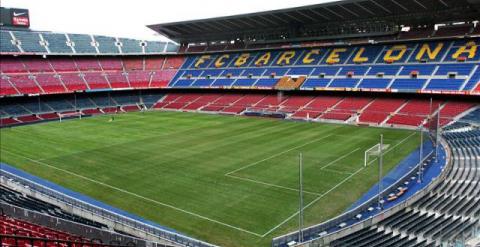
[[2, 0, 333, 42]]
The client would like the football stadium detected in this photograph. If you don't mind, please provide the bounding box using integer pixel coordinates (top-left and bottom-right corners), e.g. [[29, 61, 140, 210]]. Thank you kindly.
[[0, 0, 479, 247]]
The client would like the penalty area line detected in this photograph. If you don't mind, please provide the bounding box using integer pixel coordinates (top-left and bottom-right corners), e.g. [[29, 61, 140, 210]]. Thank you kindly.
[[261, 166, 365, 237], [226, 174, 322, 196], [1, 148, 264, 237], [225, 132, 337, 176]]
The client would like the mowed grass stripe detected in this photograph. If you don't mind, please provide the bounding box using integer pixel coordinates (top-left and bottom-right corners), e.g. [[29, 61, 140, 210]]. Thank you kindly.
[[0, 111, 419, 247]]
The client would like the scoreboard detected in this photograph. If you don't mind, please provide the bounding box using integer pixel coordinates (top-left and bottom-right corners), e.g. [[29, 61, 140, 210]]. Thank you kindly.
[[0, 7, 30, 28]]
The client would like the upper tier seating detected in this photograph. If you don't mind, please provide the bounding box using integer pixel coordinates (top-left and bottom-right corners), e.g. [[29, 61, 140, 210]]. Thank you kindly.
[[0, 30, 177, 54], [41, 32, 73, 53], [12, 31, 47, 53], [169, 39, 480, 94]]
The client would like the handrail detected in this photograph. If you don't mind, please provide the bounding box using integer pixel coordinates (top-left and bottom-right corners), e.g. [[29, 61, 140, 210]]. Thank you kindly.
[[288, 136, 451, 246], [0, 168, 218, 247]]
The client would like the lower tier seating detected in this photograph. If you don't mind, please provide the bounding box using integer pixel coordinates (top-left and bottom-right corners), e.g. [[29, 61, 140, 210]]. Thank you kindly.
[[329, 119, 480, 247]]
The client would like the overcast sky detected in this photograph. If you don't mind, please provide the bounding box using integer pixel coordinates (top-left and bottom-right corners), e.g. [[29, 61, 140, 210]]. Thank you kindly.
[[2, 0, 334, 41]]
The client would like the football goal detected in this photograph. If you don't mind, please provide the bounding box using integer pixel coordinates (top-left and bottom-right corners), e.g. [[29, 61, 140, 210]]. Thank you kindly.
[[364, 143, 390, 167], [59, 111, 82, 122]]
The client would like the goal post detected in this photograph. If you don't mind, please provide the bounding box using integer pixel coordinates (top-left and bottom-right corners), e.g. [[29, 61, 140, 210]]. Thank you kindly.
[[58, 112, 82, 122], [364, 143, 390, 167]]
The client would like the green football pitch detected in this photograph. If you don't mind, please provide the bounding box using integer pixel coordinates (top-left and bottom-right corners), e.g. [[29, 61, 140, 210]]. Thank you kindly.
[[0, 111, 420, 247]]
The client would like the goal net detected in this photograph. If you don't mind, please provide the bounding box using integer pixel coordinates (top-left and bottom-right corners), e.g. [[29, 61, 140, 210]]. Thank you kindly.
[[58, 111, 82, 122], [364, 143, 390, 167]]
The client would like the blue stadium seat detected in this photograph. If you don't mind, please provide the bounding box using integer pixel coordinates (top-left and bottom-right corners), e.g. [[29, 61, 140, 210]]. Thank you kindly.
[[165, 43, 179, 53], [42, 33, 72, 53], [94, 36, 120, 54], [462, 67, 480, 90], [173, 79, 194, 87], [233, 79, 257, 87], [358, 79, 392, 89], [255, 78, 278, 87], [0, 31, 20, 53], [399, 65, 437, 76], [68, 34, 97, 53], [329, 78, 360, 88], [191, 79, 214, 87], [390, 79, 427, 90], [287, 67, 314, 76], [301, 78, 331, 88], [119, 38, 142, 53], [435, 64, 475, 76], [425, 79, 465, 90], [367, 65, 401, 76], [211, 79, 235, 87], [13, 31, 47, 53], [144, 41, 166, 53]]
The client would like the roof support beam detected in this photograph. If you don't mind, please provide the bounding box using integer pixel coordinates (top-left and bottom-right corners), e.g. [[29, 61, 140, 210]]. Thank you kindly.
[[323, 7, 345, 19], [370, 0, 392, 14], [295, 10, 317, 22], [247, 16, 270, 27], [354, 2, 375, 16], [339, 5, 360, 17], [438, 0, 449, 7], [257, 15, 279, 26], [389, 0, 409, 12], [413, 0, 427, 10], [308, 9, 331, 21]]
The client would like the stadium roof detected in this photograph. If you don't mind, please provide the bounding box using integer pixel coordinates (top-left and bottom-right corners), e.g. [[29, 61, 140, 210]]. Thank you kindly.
[[148, 0, 480, 44]]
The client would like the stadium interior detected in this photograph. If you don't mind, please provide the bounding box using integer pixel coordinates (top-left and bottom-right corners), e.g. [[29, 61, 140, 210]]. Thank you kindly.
[[0, 0, 479, 247]]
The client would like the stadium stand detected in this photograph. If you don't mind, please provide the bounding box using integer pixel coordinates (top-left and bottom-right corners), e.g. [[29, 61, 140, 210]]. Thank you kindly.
[[0, 91, 164, 126], [0, 30, 177, 54], [1, 1, 480, 247], [327, 122, 480, 247], [0, 185, 106, 229], [41, 32, 73, 53], [167, 39, 480, 94], [0, 56, 181, 95]]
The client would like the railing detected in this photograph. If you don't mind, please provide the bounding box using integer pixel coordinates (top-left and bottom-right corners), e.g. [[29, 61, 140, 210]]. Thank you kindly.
[[0, 235, 135, 247], [284, 136, 452, 247], [1, 203, 144, 247], [0, 168, 218, 247], [272, 136, 449, 247]]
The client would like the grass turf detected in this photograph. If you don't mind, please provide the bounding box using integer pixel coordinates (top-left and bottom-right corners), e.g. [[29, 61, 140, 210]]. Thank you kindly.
[[0, 111, 419, 247]]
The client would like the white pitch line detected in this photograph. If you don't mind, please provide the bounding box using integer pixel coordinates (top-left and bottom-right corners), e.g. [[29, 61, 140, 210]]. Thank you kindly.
[[225, 133, 336, 176], [261, 166, 365, 237], [321, 168, 354, 175], [226, 174, 321, 196], [1, 148, 263, 237], [319, 148, 360, 170], [261, 131, 417, 237]]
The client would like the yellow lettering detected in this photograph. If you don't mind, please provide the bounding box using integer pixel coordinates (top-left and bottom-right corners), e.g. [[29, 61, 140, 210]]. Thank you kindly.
[[214, 54, 230, 68], [384, 45, 407, 62], [416, 43, 444, 61], [276, 51, 296, 65], [234, 53, 250, 67], [326, 48, 347, 64], [195, 55, 211, 68], [353, 47, 369, 63], [255, 52, 271, 66], [302, 49, 320, 64], [452, 42, 477, 59]]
